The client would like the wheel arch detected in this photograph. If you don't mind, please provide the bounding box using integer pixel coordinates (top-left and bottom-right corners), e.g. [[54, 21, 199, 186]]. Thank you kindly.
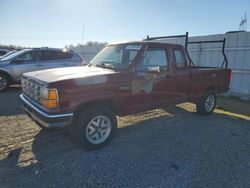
[[73, 99, 118, 119], [0, 70, 13, 84], [70, 98, 118, 150], [204, 85, 220, 95]]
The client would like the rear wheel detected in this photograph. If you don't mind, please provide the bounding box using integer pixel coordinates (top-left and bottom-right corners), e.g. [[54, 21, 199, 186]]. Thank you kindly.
[[196, 91, 216, 115], [71, 106, 117, 150], [0, 74, 10, 92]]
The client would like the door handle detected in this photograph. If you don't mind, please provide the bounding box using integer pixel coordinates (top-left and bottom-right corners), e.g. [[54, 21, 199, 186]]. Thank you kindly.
[[166, 75, 172, 78], [35, 64, 43, 67]]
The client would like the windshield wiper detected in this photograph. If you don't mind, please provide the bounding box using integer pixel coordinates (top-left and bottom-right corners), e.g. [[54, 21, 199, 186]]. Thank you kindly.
[[96, 63, 116, 70]]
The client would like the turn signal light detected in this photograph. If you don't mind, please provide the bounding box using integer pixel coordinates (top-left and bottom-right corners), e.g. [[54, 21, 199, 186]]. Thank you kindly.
[[48, 90, 58, 100], [40, 88, 59, 108], [41, 99, 58, 108]]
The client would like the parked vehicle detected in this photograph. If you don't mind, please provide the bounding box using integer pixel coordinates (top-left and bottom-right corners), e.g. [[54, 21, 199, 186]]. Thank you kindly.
[[0, 49, 9, 58], [0, 50, 18, 60], [20, 33, 231, 150], [0, 47, 83, 91]]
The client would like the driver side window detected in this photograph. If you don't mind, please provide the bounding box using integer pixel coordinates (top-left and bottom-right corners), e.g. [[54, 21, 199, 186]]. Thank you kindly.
[[137, 47, 168, 72]]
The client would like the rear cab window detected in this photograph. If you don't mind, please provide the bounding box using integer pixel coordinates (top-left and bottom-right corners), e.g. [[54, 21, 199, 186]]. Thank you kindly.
[[173, 49, 186, 68]]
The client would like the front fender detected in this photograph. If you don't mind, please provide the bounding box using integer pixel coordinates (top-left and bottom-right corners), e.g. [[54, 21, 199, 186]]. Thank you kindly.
[[69, 91, 117, 111]]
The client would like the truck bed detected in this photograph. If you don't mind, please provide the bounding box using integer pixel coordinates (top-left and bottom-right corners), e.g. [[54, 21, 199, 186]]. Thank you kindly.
[[190, 66, 223, 70], [189, 67, 231, 98]]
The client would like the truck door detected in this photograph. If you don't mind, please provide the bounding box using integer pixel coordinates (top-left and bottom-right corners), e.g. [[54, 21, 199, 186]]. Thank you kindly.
[[130, 46, 173, 110], [130, 45, 190, 111]]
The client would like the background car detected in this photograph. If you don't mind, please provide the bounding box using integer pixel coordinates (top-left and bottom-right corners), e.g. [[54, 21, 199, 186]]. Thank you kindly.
[[0, 47, 84, 91], [0, 49, 9, 58], [0, 50, 18, 60]]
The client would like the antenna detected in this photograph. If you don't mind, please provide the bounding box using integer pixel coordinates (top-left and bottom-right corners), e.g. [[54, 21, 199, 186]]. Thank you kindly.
[[81, 24, 84, 45], [239, 12, 247, 31], [81, 24, 84, 58]]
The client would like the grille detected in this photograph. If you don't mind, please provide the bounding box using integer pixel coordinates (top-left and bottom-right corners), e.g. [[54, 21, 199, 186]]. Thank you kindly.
[[22, 78, 41, 103]]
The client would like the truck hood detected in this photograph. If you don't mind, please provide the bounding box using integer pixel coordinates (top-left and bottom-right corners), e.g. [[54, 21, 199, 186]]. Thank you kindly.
[[23, 66, 116, 84]]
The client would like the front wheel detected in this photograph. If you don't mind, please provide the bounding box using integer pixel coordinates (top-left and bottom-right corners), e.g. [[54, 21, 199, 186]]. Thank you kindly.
[[196, 92, 217, 116], [71, 106, 117, 150], [0, 74, 10, 92]]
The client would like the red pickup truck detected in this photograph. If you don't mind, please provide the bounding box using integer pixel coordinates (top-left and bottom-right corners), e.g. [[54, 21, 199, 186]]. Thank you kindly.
[[20, 33, 231, 150]]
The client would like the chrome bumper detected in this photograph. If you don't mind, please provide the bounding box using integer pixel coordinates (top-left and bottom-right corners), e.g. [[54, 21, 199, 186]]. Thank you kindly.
[[20, 94, 73, 128]]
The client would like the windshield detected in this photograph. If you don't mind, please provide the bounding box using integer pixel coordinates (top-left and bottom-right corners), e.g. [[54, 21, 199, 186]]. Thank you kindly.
[[89, 44, 142, 70], [1, 50, 27, 61]]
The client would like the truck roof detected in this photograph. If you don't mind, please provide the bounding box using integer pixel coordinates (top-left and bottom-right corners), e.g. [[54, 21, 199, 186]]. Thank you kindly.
[[108, 41, 184, 48]]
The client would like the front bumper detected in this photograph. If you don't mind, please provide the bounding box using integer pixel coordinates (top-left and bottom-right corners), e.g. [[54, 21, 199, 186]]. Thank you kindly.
[[20, 94, 73, 128]]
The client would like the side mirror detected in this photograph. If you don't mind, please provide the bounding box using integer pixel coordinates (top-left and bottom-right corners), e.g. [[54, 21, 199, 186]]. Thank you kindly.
[[147, 66, 160, 73], [159, 66, 168, 72], [147, 66, 168, 73]]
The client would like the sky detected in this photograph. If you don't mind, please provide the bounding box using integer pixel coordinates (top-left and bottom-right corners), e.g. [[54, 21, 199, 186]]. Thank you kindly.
[[0, 0, 249, 48]]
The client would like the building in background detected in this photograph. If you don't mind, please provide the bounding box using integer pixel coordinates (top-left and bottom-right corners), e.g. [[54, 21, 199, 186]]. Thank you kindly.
[[187, 31, 250, 100]]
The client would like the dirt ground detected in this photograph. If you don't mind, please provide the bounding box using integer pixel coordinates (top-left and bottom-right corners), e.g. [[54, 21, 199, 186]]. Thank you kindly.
[[0, 86, 249, 188]]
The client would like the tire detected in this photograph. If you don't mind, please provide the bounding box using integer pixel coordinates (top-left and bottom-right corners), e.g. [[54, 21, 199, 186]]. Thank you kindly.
[[0, 73, 10, 92], [71, 106, 117, 150], [196, 91, 217, 116]]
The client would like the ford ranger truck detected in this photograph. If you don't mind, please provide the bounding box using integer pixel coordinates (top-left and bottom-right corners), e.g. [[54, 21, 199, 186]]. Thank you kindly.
[[20, 37, 231, 150]]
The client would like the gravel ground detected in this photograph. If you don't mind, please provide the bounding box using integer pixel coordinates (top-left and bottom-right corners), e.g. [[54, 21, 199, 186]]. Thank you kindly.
[[0, 86, 250, 188]]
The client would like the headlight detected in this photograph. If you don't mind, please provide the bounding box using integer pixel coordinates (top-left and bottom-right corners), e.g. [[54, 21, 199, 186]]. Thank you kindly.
[[21, 77, 27, 89], [21, 77, 25, 86], [40, 87, 59, 108], [40, 87, 49, 99]]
